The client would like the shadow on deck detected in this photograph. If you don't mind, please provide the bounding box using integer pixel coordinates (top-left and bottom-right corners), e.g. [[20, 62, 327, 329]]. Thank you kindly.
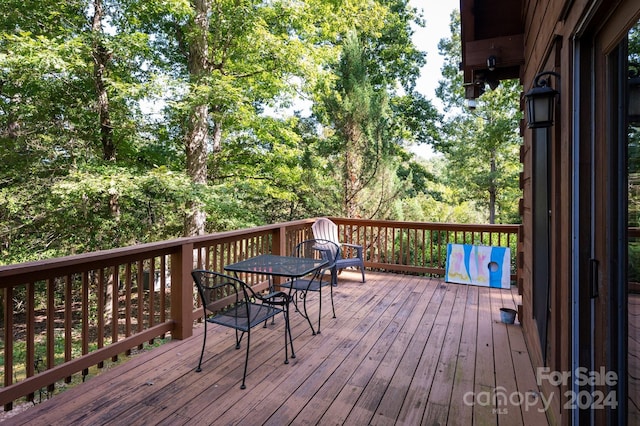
[[10, 271, 550, 425]]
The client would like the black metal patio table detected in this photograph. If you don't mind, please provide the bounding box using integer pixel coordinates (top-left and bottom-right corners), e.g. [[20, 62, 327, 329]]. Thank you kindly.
[[224, 254, 328, 282], [224, 253, 329, 331]]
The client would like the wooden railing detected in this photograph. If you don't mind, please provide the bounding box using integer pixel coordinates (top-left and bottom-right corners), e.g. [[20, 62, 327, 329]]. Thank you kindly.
[[0, 218, 519, 410], [330, 218, 519, 278]]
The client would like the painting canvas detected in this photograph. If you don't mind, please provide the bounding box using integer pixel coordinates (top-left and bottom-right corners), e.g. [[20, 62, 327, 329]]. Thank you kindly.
[[445, 244, 511, 288]]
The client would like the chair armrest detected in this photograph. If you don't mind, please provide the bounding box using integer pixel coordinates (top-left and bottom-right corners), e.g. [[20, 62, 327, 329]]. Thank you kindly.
[[341, 243, 363, 258], [261, 291, 290, 305], [341, 243, 361, 248]]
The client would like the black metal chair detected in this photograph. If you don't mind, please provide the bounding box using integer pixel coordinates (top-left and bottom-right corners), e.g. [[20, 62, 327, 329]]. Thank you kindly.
[[279, 239, 339, 335], [191, 269, 294, 389], [312, 218, 366, 284]]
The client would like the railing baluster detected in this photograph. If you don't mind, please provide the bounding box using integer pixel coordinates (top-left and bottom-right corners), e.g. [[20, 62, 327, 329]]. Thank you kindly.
[[4, 285, 13, 411], [149, 258, 156, 342], [111, 267, 119, 362], [392, 227, 397, 264], [400, 226, 403, 264], [98, 269, 105, 368], [82, 271, 89, 378], [24, 282, 36, 401], [26, 281, 35, 402], [46, 278, 55, 393], [137, 260, 144, 350], [160, 256, 167, 332], [197, 245, 205, 269], [125, 264, 132, 356]]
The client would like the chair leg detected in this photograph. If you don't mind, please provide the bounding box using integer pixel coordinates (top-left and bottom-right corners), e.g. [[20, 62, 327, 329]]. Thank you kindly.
[[283, 309, 290, 364], [359, 261, 366, 282], [317, 286, 322, 334], [292, 291, 300, 312], [329, 284, 336, 318], [285, 306, 296, 359], [240, 329, 250, 390], [196, 321, 207, 372], [302, 290, 316, 335], [235, 329, 243, 349]]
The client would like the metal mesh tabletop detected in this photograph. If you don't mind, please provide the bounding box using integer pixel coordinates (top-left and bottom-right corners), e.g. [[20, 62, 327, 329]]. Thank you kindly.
[[224, 254, 328, 278]]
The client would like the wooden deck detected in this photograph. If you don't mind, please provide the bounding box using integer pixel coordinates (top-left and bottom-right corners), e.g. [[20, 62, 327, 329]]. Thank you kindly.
[[9, 271, 550, 425]]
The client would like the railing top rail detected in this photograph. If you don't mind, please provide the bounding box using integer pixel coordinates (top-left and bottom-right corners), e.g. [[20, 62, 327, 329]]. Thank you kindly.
[[0, 218, 317, 286], [328, 217, 520, 231], [0, 239, 185, 283], [189, 219, 314, 248], [0, 218, 520, 285]]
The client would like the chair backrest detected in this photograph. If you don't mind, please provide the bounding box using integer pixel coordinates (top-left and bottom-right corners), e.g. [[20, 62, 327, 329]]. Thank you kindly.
[[192, 270, 253, 314], [293, 239, 339, 269], [312, 218, 340, 245]]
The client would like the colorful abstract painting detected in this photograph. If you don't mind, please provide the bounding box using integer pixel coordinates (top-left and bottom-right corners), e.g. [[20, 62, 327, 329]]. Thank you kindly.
[[445, 244, 511, 288]]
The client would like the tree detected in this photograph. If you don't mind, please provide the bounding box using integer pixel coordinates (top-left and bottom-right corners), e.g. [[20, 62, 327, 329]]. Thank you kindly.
[[92, 0, 115, 162], [120, 0, 330, 235], [181, 0, 210, 236], [0, 0, 190, 262], [312, 0, 439, 219], [435, 10, 521, 223], [317, 31, 385, 217]]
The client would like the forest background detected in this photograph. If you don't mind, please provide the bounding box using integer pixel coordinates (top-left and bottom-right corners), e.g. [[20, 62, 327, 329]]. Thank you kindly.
[[0, 0, 522, 266]]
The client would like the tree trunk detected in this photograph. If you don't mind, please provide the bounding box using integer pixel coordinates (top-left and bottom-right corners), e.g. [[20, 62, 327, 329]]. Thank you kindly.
[[343, 121, 364, 218], [92, 0, 118, 319], [104, 271, 114, 322], [184, 0, 211, 236], [185, 105, 208, 236], [212, 106, 222, 153], [91, 0, 115, 162], [489, 151, 497, 224]]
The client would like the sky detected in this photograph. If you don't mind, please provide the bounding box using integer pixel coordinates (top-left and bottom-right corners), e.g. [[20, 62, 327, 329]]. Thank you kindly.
[[410, 0, 459, 108], [409, 0, 459, 157]]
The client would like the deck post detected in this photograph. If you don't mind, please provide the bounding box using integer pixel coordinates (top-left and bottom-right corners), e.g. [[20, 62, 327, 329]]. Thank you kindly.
[[272, 226, 287, 256], [171, 242, 194, 340], [271, 226, 288, 287]]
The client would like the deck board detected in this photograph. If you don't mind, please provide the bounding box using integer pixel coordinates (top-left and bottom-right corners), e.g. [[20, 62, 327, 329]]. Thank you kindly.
[[395, 282, 454, 425], [448, 284, 479, 424], [339, 279, 425, 425], [10, 271, 549, 426], [422, 283, 467, 425], [369, 280, 439, 425], [476, 285, 504, 426], [490, 288, 522, 425]]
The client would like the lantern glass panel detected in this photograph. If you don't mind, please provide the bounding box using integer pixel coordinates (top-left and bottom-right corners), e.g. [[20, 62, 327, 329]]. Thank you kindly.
[[526, 91, 555, 128]]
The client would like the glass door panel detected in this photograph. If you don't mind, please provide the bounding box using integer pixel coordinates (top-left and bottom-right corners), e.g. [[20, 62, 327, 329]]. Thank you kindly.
[[628, 20, 640, 422]]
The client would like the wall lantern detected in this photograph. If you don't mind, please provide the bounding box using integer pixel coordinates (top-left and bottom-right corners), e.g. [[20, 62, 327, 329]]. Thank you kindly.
[[466, 99, 477, 110], [487, 55, 497, 71], [629, 63, 640, 124], [524, 71, 560, 129]]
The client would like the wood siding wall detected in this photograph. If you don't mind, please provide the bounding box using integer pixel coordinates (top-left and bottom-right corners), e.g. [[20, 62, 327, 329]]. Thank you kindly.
[[521, 3, 568, 425]]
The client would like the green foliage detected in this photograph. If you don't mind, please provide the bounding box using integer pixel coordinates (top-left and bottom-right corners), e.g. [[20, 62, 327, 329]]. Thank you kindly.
[[434, 10, 522, 224], [0, 165, 193, 264]]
